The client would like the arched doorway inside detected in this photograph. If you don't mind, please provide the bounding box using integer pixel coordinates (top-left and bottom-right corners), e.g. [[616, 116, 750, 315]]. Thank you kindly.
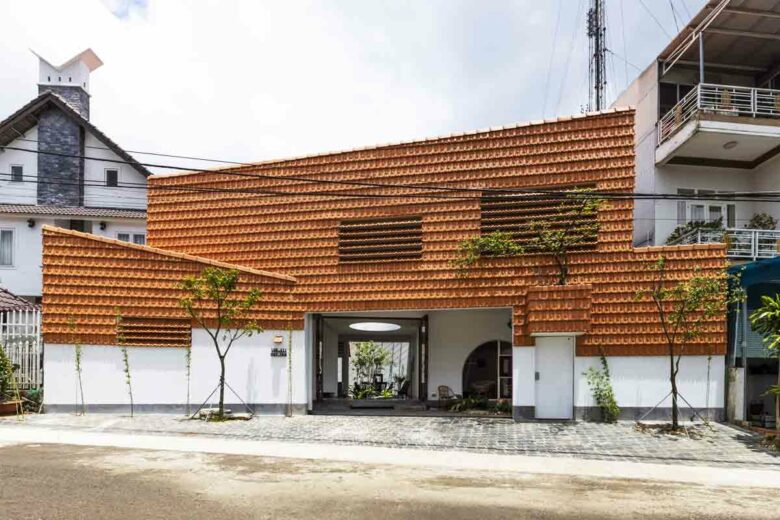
[[462, 340, 512, 399]]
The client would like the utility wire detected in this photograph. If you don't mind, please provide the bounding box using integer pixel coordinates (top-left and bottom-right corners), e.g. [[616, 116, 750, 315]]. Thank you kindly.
[[619, 0, 629, 87], [7, 146, 780, 201], [669, 0, 680, 32], [606, 48, 642, 71], [4, 170, 780, 204], [637, 0, 673, 38], [542, 0, 564, 118], [555, 0, 586, 115]]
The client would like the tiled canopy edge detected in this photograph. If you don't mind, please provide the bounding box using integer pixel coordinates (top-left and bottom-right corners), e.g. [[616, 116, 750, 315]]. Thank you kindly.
[[42, 226, 301, 346]]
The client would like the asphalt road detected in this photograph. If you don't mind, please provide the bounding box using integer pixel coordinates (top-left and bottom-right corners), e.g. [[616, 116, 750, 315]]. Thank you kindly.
[[0, 443, 776, 519]]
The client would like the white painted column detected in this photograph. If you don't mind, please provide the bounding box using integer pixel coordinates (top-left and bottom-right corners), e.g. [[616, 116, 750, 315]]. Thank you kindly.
[[512, 346, 535, 417]]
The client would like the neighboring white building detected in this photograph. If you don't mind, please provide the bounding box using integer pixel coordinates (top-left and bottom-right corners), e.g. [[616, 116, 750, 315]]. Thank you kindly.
[[612, 0, 780, 255], [0, 49, 149, 301], [612, 0, 780, 427]]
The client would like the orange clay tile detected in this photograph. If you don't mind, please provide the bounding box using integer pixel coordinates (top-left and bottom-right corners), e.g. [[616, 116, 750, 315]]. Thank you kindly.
[[42, 109, 729, 356], [42, 226, 299, 346]]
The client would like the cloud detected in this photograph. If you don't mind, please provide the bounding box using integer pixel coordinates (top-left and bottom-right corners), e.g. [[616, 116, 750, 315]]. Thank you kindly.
[[0, 0, 707, 172], [100, 0, 148, 20]]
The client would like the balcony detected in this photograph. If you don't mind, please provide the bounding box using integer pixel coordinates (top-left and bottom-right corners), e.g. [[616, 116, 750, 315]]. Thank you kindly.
[[671, 228, 780, 261], [656, 83, 780, 168]]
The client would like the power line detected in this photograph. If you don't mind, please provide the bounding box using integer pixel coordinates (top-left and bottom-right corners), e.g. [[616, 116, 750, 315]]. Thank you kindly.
[[669, 0, 680, 32], [606, 48, 642, 71], [542, 0, 564, 118], [637, 0, 673, 38], [4, 169, 780, 204], [13, 137, 246, 167], [555, 0, 587, 115], [619, 0, 629, 87]]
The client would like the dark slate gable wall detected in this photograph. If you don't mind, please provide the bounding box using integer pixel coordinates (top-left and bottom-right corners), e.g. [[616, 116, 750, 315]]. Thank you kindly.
[[38, 85, 89, 119], [37, 106, 83, 206]]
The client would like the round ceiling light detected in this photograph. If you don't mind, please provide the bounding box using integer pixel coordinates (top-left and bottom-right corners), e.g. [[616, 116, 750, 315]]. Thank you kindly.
[[349, 322, 401, 332], [723, 140, 738, 150]]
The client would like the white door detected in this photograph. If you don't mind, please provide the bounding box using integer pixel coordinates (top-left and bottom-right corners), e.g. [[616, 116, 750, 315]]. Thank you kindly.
[[534, 336, 574, 419]]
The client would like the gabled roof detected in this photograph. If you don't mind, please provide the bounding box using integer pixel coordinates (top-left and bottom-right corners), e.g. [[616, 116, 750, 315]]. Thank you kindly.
[[0, 203, 146, 219], [0, 287, 36, 311], [0, 91, 151, 177]]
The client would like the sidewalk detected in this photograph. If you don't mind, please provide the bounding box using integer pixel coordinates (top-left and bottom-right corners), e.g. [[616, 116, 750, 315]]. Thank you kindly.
[[1, 415, 779, 488], [2, 413, 778, 468]]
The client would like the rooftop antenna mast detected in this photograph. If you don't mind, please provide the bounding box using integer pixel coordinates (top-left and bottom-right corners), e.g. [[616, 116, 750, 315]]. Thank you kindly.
[[587, 0, 607, 111]]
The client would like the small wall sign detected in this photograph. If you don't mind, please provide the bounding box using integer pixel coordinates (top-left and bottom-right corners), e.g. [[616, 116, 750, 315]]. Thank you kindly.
[[271, 347, 288, 357]]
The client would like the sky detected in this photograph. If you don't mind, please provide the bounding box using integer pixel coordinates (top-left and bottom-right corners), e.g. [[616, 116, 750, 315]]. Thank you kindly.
[[0, 0, 708, 171]]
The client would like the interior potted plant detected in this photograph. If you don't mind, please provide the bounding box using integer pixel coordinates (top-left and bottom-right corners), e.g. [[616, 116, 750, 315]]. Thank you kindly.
[[0, 346, 23, 416]]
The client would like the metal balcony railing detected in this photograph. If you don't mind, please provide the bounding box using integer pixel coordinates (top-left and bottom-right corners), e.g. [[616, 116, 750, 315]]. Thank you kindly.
[[671, 227, 780, 261], [657, 83, 780, 146]]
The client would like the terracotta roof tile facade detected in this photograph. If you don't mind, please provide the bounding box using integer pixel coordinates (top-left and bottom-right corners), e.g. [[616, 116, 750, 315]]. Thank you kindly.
[[43, 109, 729, 356], [42, 226, 298, 346]]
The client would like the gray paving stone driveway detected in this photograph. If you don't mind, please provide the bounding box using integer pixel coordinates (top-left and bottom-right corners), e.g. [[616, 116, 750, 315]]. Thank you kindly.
[[3, 414, 778, 469]]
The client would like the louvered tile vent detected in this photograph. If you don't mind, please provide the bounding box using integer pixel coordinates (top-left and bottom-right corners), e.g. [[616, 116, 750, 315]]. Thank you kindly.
[[480, 187, 599, 250], [338, 216, 423, 262], [116, 316, 192, 348]]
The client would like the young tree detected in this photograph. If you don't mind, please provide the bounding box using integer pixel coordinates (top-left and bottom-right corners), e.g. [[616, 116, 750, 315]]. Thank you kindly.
[[453, 189, 601, 285], [179, 268, 262, 418], [350, 341, 391, 397], [636, 257, 738, 429], [749, 294, 780, 430], [525, 190, 602, 285]]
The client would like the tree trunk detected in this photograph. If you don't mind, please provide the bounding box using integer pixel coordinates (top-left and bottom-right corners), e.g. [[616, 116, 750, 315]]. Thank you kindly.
[[554, 254, 568, 285], [670, 353, 679, 430], [218, 355, 226, 417]]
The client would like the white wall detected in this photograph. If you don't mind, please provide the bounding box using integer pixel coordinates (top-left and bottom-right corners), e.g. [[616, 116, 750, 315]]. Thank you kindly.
[[43, 328, 307, 412], [513, 341, 724, 416], [83, 132, 147, 210], [0, 217, 145, 298], [0, 216, 54, 297], [427, 308, 512, 399], [321, 323, 338, 395], [0, 128, 38, 205], [512, 347, 534, 408], [575, 355, 725, 410], [654, 164, 759, 243]]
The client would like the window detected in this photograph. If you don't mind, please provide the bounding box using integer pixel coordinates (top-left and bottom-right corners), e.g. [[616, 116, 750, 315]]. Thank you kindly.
[[105, 168, 119, 187], [117, 232, 145, 245], [69, 220, 92, 233], [677, 189, 695, 225], [0, 230, 13, 266], [691, 205, 705, 222], [708, 205, 722, 223], [727, 204, 736, 228], [338, 216, 422, 262], [10, 165, 23, 183]]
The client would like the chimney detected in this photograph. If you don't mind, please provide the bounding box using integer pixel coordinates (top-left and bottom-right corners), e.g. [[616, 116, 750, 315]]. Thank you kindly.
[[33, 49, 103, 120]]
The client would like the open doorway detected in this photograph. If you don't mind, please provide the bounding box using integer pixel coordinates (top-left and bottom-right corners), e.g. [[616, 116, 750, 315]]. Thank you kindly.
[[313, 314, 426, 412]]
